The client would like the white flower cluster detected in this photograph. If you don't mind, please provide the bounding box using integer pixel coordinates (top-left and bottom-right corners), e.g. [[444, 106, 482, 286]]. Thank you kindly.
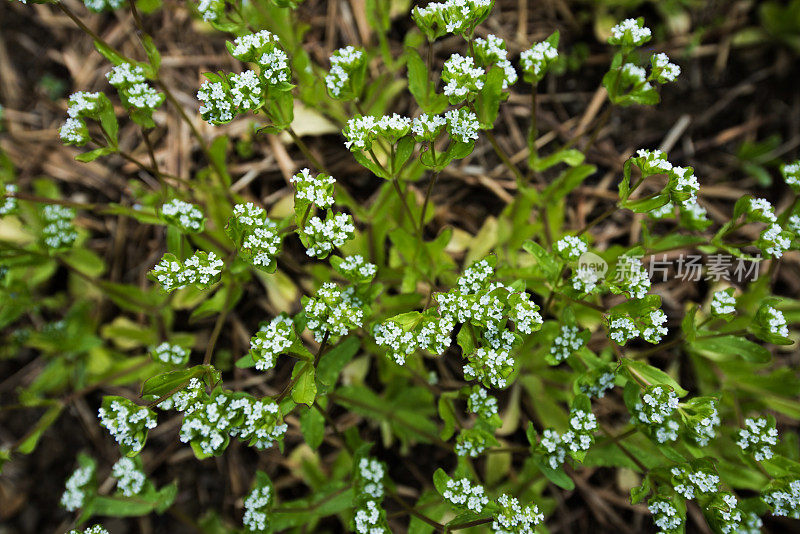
[[782, 160, 800, 189], [609, 18, 652, 47], [98, 397, 157, 454], [112, 457, 145, 496], [60, 91, 104, 146], [151, 251, 224, 292], [197, 0, 224, 22], [157, 377, 206, 412], [326, 46, 365, 99], [304, 283, 364, 342], [468, 386, 498, 419], [412, 113, 447, 142], [343, 114, 412, 151], [197, 80, 234, 124], [711, 290, 736, 316], [648, 499, 683, 533], [579, 369, 616, 399], [243, 483, 272, 532], [691, 403, 720, 447], [161, 198, 204, 233], [229, 70, 264, 111], [492, 493, 544, 534], [374, 314, 453, 365], [179, 390, 286, 456], [357, 457, 385, 499], [151, 342, 190, 365], [632, 386, 681, 443], [555, 235, 587, 261], [572, 265, 602, 293], [353, 500, 389, 534], [737, 512, 763, 534], [455, 429, 490, 457], [539, 428, 566, 469], [250, 315, 295, 371], [671, 465, 719, 499], [0, 184, 17, 216], [42, 204, 78, 249], [445, 108, 480, 144], [336, 255, 377, 282], [230, 31, 280, 61], [412, 0, 493, 38], [61, 462, 95, 511], [737, 417, 778, 461], [520, 41, 558, 82], [291, 168, 336, 209], [760, 223, 791, 258], [748, 197, 777, 222], [561, 408, 597, 453], [230, 202, 282, 270], [443, 478, 489, 513], [69, 527, 109, 534], [473, 34, 517, 88], [789, 214, 800, 234], [107, 63, 164, 111], [442, 54, 485, 102], [650, 53, 681, 83], [641, 309, 668, 344], [302, 212, 355, 258], [763, 478, 800, 519], [83, 0, 123, 12], [464, 347, 515, 388], [705, 493, 742, 534], [615, 255, 650, 299], [763, 305, 789, 338], [550, 325, 585, 363], [608, 315, 639, 345]]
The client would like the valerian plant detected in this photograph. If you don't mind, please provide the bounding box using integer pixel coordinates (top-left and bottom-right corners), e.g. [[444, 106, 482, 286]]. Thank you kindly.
[[2, 0, 800, 533]]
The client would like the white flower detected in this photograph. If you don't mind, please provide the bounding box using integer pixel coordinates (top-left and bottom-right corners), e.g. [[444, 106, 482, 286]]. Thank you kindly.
[[781, 160, 800, 188], [66, 91, 102, 118], [358, 457, 385, 499], [249, 315, 295, 371], [243, 484, 272, 532], [61, 462, 95, 511], [291, 168, 336, 209], [633, 386, 681, 443], [649, 499, 683, 533], [763, 478, 800, 519], [641, 309, 668, 344], [711, 290, 736, 315], [354, 500, 388, 533], [492, 493, 544, 534], [302, 212, 355, 258], [151, 342, 190, 365], [258, 48, 291, 85], [443, 478, 489, 513], [444, 108, 480, 144], [737, 417, 778, 461], [579, 371, 616, 399], [764, 305, 789, 338], [464, 347, 514, 389], [337, 254, 377, 280], [550, 325, 585, 363], [197, 0, 223, 21], [0, 184, 18, 216], [229, 70, 264, 110], [374, 321, 417, 365], [473, 34, 517, 88], [42, 204, 78, 249], [69, 526, 110, 534], [749, 197, 777, 222], [692, 405, 720, 446], [616, 256, 650, 299], [230, 30, 280, 61], [572, 266, 601, 293], [112, 457, 146, 496], [197, 80, 234, 124], [761, 223, 790, 258], [562, 409, 597, 453], [539, 428, 566, 469], [671, 465, 719, 499], [98, 398, 157, 453], [106, 63, 146, 86], [442, 53, 485, 101], [651, 53, 680, 83], [304, 282, 364, 342], [520, 41, 558, 79], [468, 386, 498, 419], [609, 316, 638, 345], [555, 235, 588, 261], [60, 117, 88, 145], [609, 18, 652, 46], [161, 198, 204, 232], [412, 113, 447, 141], [325, 46, 364, 98]]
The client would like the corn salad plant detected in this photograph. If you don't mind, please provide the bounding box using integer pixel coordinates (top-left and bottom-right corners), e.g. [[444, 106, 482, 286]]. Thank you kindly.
[[2, 0, 800, 533]]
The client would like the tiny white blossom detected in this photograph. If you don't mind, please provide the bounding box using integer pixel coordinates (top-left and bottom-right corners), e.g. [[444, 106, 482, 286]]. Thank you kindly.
[[737, 417, 778, 461], [112, 457, 146, 496]]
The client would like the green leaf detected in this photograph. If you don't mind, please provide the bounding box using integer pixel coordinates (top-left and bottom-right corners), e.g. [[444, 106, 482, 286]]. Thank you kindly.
[[432, 468, 450, 496], [621, 358, 688, 396], [531, 148, 585, 172], [140, 366, 205, 397], [75, 146, 117, 162], [476, 66, 505, 127], [291, 362, 317, 407], [316, 337, 360, 386], [543, 164, 596, 202], [299, 406, 325, 449], [16, 404, 63, 454], [142, 34, 161, 73], [690, 335, 771, 363]]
